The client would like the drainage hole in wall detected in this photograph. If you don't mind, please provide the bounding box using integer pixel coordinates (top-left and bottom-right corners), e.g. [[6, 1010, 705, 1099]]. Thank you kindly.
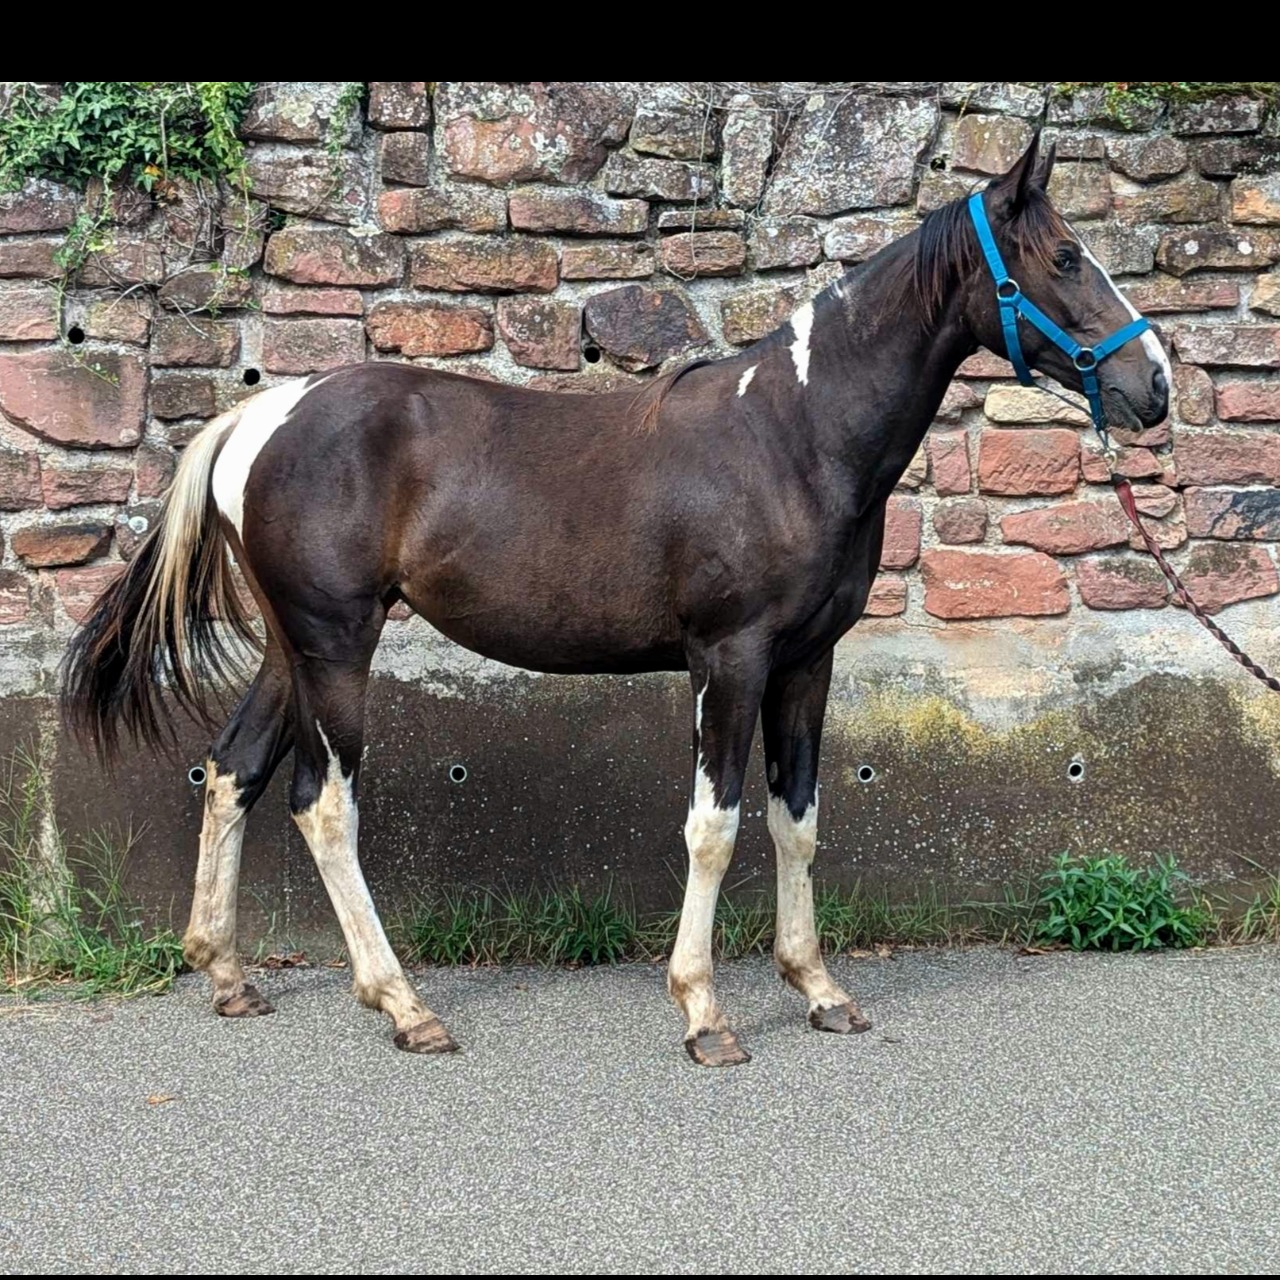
[[243, 367, 261, 386], [188, 765, 207, 787], [67, 326, 85, 345], [583, 345, 601, 365], [1067, 759, 1085, 783], [449, 764, 468, 784], [857, 764, 876, 784]]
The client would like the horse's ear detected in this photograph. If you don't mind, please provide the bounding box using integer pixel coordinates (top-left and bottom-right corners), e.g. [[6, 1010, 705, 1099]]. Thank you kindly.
[[1035, 140, 1058, 190], [991, 132, 1046, 218]]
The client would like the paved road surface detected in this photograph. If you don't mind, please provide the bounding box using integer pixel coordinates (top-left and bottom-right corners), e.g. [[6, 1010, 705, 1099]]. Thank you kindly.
[[3, 947, 1279, 1273]]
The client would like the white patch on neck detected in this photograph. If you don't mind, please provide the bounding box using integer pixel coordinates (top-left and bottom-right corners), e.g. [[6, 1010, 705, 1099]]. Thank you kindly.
[[211, 378, 321, 539], [788, 302, 814, 386], [1077, 238, 1172, 387], [736, 365, 757, 398]]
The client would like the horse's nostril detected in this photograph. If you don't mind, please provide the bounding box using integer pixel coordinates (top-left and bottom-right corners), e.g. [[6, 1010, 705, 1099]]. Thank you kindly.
[[1153, 367, 1168, 399]]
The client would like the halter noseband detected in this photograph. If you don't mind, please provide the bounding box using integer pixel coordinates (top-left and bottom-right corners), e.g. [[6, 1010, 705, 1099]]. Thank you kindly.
[[966, 191, 1152, 450]]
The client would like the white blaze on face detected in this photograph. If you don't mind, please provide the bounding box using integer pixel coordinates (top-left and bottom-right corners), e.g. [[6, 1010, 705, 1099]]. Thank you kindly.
[[736, 365, 757, 398], [1077, 239, 1172, 388], [212, 377, 319, 538], [292, 723, 426, 1029], [789, 302, 814, 386]]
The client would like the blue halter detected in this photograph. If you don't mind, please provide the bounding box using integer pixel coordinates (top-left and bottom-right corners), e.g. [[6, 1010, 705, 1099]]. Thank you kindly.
[[966, 191, 1152, 450]]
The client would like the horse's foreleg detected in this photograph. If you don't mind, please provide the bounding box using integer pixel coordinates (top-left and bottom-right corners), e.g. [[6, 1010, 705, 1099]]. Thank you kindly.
[[668, 640, 768, 1067], [185, 647, 293, 1017], [761, 650, 870, 1035], [288, 656, 456, 1054]]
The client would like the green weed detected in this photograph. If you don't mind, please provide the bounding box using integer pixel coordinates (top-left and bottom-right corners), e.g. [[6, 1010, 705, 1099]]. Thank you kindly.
[[1036, 853, 1212, 952]]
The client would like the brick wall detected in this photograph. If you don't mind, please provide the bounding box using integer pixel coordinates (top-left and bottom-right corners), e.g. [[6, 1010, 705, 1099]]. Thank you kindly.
[[2, 80, 1280, 685]]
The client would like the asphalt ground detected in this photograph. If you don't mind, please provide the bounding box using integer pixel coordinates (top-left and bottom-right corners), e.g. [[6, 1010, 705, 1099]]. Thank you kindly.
[[3, 945, 1278, 1273]]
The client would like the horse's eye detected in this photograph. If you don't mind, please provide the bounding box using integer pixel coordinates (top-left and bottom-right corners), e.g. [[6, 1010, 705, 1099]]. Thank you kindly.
[[1054, 248, 1078, 272]]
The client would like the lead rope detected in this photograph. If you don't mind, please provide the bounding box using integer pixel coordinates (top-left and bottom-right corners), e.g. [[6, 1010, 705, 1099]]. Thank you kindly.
[[1111, 472, 1280, 694], [1020, 378, 1280, 694]]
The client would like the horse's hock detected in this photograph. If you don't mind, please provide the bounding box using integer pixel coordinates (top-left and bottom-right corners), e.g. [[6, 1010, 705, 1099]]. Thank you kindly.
[[4, 81, 1280, 939]]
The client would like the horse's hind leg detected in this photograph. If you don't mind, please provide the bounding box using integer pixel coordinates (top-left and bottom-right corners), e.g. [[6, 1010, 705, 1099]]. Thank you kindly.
[[184, 641, 294, 1017], [288, 654, 456, 1054], [761, 651, 870, 1035]]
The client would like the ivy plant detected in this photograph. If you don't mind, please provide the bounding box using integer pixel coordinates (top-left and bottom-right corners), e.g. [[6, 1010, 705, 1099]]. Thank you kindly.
[[0, 81, 255, 193]]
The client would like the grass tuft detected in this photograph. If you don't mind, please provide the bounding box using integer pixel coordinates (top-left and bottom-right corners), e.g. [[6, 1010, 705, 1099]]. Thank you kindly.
[[396, 878, 1043, 969], [1223, 873, 1280, 946], [399, 884, 642, 968], [0, 750, 183, 998]]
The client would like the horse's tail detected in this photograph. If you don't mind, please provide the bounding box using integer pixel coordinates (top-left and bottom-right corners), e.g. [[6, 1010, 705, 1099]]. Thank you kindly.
[[62, 405, 260, 761]]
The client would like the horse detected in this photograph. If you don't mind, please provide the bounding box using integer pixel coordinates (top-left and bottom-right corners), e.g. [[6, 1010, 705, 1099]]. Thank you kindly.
[[63, 136, 1170, 1066]]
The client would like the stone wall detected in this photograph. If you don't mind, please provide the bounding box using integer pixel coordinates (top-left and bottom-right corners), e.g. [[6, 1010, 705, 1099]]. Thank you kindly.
[[3, 82, 1280, 930]]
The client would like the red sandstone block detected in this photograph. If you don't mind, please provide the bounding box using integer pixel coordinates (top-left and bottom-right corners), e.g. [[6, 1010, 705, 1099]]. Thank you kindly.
[[1076, 556, 1169, 610], [926, 432, 971, 496], [1174, 430, 1280, 485], [977, 429, 1080, 496], [880, 498, 922, 570], [1000, 500, 1130, 555], [932, 498, 988, 544], [864, 574, 907, 616], [1176, 543, 1279, 613], [55, 564, 123, 623], [920, 549, 1070, 619]]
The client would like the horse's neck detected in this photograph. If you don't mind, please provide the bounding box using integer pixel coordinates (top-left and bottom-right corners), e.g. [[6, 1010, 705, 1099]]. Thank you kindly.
[[787, 237, 974, 512]]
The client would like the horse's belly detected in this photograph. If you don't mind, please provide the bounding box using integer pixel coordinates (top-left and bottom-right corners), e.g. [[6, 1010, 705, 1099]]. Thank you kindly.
[[401, 572, 686, 675]]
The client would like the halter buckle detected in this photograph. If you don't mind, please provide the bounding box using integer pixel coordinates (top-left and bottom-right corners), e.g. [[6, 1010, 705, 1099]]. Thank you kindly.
[[1073, 348, 1098, 372], [996, 278, 1019, 302]]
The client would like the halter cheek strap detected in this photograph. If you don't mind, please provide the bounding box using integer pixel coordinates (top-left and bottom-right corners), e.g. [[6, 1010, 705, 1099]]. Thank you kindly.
[[967, 191, 1151, 448]]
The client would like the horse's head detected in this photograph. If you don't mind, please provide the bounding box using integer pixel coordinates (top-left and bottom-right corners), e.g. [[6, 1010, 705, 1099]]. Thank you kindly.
[[966, 135, 1170, 430]]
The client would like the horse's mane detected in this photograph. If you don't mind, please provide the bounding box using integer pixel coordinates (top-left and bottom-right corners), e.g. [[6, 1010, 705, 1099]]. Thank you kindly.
[[627, 183, 1072, 430], [912, 184, 1073, 328], [632, 357, 716, 435]]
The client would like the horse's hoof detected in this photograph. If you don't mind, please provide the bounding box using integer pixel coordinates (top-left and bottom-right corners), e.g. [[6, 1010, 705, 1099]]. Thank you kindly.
[[686, 1028, 751, 1067], [215, 984, 275, 1018], [394, 1016, 459, 1055], [809, 1000, 871, 1034]]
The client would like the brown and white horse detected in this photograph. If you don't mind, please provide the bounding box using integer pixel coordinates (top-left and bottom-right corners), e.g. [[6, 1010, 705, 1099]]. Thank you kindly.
[[64, 138, 1168, 1066]]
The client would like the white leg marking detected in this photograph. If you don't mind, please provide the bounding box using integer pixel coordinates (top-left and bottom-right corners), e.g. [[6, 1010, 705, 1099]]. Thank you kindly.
[[293, 723, 428, 1030], [736, 365, 758, 398], [211, 378, 320, 538], [768, 794, 849, 1012], [184, 762, 250, 1001], [788, 301, 814, 386], [694, 675, 709, 733], [1078, 240, 1172, 386], [670, 753, 740, 1037]]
